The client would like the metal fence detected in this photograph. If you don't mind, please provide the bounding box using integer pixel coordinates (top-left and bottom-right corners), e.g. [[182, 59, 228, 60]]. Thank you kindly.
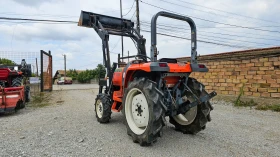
[[40, 50, 52, 92], [0, 51, 41, 96], [0, 50, 52, 95]]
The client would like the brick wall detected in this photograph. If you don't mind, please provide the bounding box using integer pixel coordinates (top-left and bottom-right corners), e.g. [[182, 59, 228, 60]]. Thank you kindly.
[[177, 47, 280, 98]]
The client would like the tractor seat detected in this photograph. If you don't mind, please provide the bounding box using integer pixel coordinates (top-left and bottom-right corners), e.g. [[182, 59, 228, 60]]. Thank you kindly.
[[118, 62, 127, 68], [159, 58, 178, 63]]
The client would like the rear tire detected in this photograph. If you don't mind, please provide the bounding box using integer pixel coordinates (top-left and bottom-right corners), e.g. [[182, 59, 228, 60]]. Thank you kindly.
[[94, 94, 112, 123], [0, 81, 5, 87], [15, 100, 25, 110], [12, 77, 23, 87], [169, 78, 213, 134], [20, 101, 26, 109], [123, 77, 165, 146]]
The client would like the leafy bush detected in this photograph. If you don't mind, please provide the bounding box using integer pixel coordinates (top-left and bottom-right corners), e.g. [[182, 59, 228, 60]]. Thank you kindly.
[[77, 70, 93, 83], [76, 64, 106, 83], [67, 69, 78, 80]]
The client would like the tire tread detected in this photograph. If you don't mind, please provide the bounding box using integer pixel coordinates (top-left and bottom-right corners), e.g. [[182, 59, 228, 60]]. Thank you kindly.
[[95, 94, 112, 123], [123, 77, 164, 146]]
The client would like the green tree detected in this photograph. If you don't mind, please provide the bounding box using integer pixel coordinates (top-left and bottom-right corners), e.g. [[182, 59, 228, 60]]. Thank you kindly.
[[77, 69, 95, 83], [95, 64, 106, 79], [67, 69, 78, 80], [0, 58, 16, 65]]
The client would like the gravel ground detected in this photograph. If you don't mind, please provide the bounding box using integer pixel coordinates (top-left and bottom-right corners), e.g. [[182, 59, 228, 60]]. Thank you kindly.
[[0, 85, 279, 157]]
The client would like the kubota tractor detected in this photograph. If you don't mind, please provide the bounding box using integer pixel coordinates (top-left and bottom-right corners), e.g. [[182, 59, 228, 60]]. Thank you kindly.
[[0, 59, 31, 113], [78, 10, 217, 146]]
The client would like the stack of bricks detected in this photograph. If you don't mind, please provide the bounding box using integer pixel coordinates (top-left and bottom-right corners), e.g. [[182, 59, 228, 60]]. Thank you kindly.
[[177, 47, 280, 98]]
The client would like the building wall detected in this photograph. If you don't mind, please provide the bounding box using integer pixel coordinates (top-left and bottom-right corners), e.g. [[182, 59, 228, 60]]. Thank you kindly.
[[177, 47, 280, 98]]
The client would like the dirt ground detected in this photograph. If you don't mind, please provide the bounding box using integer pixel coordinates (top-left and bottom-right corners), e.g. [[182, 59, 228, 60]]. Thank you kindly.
[[0, 84, 279, 157]]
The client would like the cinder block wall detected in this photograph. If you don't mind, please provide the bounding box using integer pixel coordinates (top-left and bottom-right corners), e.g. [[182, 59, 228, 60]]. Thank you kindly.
[[177, 47, 280, 98]]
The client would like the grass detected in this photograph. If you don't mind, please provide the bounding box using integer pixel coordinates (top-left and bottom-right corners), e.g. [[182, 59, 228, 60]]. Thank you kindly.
[[234, 99, 258, 108], [232, 83, 279, 112], [31, 93, 45, 103], [29, 92, 51, 108], [256, 104, 280, 112], [233, 83, 258, 108]]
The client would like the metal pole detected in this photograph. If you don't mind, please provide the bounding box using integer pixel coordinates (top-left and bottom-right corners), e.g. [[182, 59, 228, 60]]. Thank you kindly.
[[35, 58, 38, 77], [40, 50, 43, 92], [63, 54, 66, 77], [118, 53, 120, 68], [136, 0, 140, 34], [49, 51, 53, 91], [120, 0, 124, 62]]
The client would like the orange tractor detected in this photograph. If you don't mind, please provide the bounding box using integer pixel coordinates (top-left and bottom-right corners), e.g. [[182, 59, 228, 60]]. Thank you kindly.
[[0, 59, 31, 113], [78, 11, 216, 146]]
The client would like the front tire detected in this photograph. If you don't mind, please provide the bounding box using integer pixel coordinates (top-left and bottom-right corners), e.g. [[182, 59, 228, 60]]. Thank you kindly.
[[123, 77, 165, 146], [94, 94, 112, 123], [169, 78, 213, 134]]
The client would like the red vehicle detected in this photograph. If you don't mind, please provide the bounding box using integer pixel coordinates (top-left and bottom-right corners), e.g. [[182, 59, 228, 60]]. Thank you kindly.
[[0, 59, 31, 113], [64, 79, 72, 84], [57, 77, 72, 85]]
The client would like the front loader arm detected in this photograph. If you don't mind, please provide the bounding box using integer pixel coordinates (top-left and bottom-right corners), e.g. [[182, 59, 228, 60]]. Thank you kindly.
[[77, 10, 149, 95], [78, 10, 147, 60]]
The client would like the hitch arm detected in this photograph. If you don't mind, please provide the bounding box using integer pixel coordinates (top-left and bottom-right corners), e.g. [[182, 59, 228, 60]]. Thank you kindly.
[[178, 91, 217, 114]]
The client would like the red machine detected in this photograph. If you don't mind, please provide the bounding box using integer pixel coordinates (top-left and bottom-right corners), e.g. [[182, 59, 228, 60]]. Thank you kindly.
[[0, 86, 25, 113], [78, 11, 216, 146], [0, 59, 31, 113]]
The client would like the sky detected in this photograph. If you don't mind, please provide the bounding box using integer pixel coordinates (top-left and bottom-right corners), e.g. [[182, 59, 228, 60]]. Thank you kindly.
[[0, 0, 279, 74]]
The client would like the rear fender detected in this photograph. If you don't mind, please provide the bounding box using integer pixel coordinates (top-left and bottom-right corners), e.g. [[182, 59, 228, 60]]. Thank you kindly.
[[123, 70, 140, 89], [122, 62, 170, 88]]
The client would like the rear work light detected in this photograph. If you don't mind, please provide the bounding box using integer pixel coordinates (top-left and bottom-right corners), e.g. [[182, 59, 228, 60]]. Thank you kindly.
[[159, 63, 168, 67], [198, 64, 206, 68]]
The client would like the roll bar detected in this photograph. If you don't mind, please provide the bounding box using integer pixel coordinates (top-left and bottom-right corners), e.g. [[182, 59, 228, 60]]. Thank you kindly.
[[150, 11, 197, 63]]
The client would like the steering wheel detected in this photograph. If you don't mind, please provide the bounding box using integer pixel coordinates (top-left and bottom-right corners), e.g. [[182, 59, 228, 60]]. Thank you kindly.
[[135, 54, 151, 62]]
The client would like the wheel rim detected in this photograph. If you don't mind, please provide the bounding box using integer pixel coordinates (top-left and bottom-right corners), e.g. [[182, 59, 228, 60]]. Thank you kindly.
[[96, 100, 103, 118], [125, 88, 149, 135], [173, 95, 197, 125]]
